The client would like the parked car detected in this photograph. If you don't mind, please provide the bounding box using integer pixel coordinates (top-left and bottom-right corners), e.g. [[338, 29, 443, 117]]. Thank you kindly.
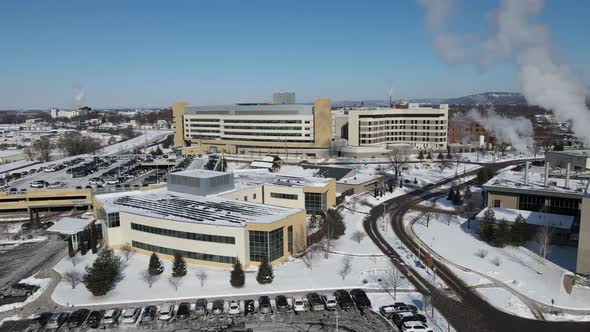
[[275, 295, 290, 312], [29, 180, 48, 188], [89, 178, 102, 185], [44, 165, 56, 172], [401, 321, 433, 332], [334, 290, 355, 310], [379, 305, 397, 319], [350, 289, 372, 309], [102, 308, 121, 326], [212, 300, 224, 315], [140, 306, 157, 323], [293, 297, 306, 313], [392, 302, 411, 313], [85, 310, 104, 329], [306, 293, 324, 311], [0, 283, 38, 299], [177, 302, 191, 320], [66, 309, 90, 328], [228, 300, 241, 315], [41, 221, 54, 229], [244, 299, 256, 316], [258, 296, 272, 314], [321, 293, 337, 310], [195, 299, 208, 316], [45, 312, 69, 331], [158, 303, 175, 321], [29, 312, 53, 330], [394, 312, 418, 328], [105, 178, 120, 185], [47, 182, 65, 189], [121, 307, 141, 324], [414, 313, 427, 323]]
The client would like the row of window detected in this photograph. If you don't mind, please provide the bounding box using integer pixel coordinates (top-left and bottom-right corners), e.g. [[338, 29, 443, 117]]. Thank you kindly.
[[107, 212, 120, 228], [224, 119, 307, 124], [132, 241, 235, 264], [130, 223, 236, 244], [270, 192, 298, 200], [305, 192, 326, 214], [360, 132, 447, 138], [360, 137, 446, 144], [249, 228, 284, 262], [361, 119, 446, 125], [224, 131, 306, 137], [224, 126, 308, 131], [361, 126, 446, 131], [223, 137, 314, 143]]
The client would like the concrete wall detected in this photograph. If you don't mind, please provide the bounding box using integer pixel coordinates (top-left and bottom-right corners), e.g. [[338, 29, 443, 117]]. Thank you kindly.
[[172, 102, 188, 148], [577, 197, 590, 274], [220, 186, 264, 204], [545, 151, 590, 170], [486, 192, 519, 209], [0, 188, 92, 212]]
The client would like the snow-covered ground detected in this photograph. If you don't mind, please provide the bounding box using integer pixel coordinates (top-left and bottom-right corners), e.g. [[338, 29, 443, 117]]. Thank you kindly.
[[410, 213, 590, 311], [0, 276, 51, 312], [96, 130, 171, 155], [476, 287, 536, 319], [367, 292, 454, 332], [418, 196, 457, 211]]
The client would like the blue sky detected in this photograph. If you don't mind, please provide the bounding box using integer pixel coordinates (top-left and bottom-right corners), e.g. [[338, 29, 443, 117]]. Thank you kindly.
[[0, 0, 589, 109]]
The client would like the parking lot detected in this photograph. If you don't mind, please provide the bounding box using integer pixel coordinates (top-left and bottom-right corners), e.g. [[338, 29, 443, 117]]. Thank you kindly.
[[0, 291, 397, 332]]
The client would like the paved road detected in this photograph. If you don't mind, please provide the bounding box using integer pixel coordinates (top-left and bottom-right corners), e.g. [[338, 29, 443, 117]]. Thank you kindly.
[[364, 160, 590, 332]]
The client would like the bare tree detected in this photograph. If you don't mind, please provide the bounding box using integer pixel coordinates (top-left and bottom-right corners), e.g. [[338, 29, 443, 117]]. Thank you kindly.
[[318, 237, 332, 259], [421, 201, 437, 227], [351, 230, 366, 243], [23, 147, 35, 161], [196, 270, 208, 287], [141, 269, 158, 288], [67, 254, 81, 267], [387, 149, 409, 179], [536, 224, 554, 269], [350, 195, 360, 214], [119, 243, 133, 262], [63, 270, 82, 289], [379, 263, 403, 301], [168, 276, 183, 291], [338, 256, 353, 280], [443, 213, 457, 226], [32, 137, 52, 162]]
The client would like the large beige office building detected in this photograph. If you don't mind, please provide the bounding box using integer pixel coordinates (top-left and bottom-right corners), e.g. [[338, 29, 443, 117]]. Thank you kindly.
[[336, 104, 449, 157], [173, 95, 332, 158]]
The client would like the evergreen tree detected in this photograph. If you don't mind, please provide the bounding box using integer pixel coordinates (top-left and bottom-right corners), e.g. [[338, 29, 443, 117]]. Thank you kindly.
[[325, 208, 346, 240], [494, 218, 510, 247], [452, 191, 463, 205], [414, 177, 418, 184], [171, 252, 187, 277], [426, 152, 432, 159], [230, 258, 245, 287], [417, 150, 424, 160], [148, 252, 164, 276], [437, 152, 444, 160], [479, 209, 495, 242], [512, 214, 528, 246], [448, 187, 455, 201], [256, 256, 274, 284], [83, 247, 122, 296], [464, 186, 472, 199]]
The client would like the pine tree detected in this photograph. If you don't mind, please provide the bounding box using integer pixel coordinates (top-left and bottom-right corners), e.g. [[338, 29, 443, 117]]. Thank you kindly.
[[512, 214, 527, 246], [325, 208, 346, 240], [417, 150, 424, 160], [230, 258, 245, 287], [426, 152, 432, 159], [437, 152, 444, 160], [256, 256, 274, 284], [493, 218, 508, 247], [171, 252, 187, 277], [448, 187, 455, 201], [479, 209, 495, 242], [148, 252, 164, 276], [452, 191, 463, 205], [83, 247, 122, 296]]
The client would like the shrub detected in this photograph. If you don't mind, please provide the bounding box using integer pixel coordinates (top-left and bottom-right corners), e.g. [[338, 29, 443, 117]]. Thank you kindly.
[[475, 249, 488, 258]]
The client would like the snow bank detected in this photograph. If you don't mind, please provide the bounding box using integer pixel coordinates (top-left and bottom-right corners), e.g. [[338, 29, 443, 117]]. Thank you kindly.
[[0, 276, 51, 312]]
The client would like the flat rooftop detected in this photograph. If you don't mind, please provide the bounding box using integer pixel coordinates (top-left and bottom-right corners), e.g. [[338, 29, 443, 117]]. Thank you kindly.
[[233, 172, 330, 189], [546, 150, 590, 157], [185, 104, 313, 116], [476, 207, 574, 230], [482, 171, 589, 198], [96, 188, 301, 227], [172, 169, 227, 179]]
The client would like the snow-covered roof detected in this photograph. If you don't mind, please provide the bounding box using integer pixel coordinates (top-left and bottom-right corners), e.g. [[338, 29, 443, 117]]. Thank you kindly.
[[0, 160, 38, 175], [0, 149, 24, 157], [173, 169, 226, 178], [233, 172, 330, 189], [337, 170, 381, 185], [250, 161, 274, 169], [476, 207, 574, 230], [47, 217, 94, 235], [96, 187, 301, 227], [482, 171, 588, 198]]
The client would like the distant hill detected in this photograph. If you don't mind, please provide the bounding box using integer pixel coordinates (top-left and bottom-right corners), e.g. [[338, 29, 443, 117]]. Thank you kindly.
[[333, 92, 527, 107]]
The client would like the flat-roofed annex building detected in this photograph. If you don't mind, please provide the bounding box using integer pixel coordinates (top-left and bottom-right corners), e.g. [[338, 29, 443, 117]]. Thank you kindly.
[[172, 98, 332, 158]]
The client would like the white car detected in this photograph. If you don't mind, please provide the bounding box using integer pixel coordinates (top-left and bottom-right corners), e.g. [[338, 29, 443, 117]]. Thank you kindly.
[[228, 300, 240, 315], [321, 293, 337, 310], [401, 321, 433, 332], [89, 178, 102, 185], [293, 297, 306, 312], [47, 182, 65, 189], [158, 303, 174, 321], [121, 307, 140, 324], [105, 178, 119, 185], [44, 165, 57, 172]]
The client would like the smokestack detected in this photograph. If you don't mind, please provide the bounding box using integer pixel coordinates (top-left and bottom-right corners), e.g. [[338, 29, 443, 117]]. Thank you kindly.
[[565, 163, 570, 189], [544, 162, 550, 187], [524, 161, 530, 185]]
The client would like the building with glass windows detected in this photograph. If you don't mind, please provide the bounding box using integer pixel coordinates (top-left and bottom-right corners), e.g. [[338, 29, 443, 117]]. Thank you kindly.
[[481, 167, 590, 275], [172, 95, 332, 158], [93, 186, 306, 268]]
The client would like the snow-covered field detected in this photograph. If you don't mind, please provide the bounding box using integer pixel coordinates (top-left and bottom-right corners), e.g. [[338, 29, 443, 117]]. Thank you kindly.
[[410, 213, 590, 311], [476, 287, 536, 319], [97, 130, 171, 155], [0, 276, 51, 312]]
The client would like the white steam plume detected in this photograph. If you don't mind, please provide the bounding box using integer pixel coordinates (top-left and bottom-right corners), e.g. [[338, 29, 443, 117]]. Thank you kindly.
[[74, 86, 86, 103], [466, 109, 533, 152], [417, 0, 590, 145]]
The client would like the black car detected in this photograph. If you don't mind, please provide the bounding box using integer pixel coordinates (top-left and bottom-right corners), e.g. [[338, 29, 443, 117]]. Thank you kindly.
[[334, 290, 354, 310], [29, 312, 53, 330], [393, 311, 418, 327], [275, 295, 290, 312], [414, 313, 427, 323], [350, 289, 372, 309], [306, 293, 324, 311], [177, 302, 191, 320], [66, 309, 90, 328], [244, 299, 256, 316], [212, 299, 224, 315], [195, 299, 208, 316], [85, 310, 104, 328], [258, 296, 272, 314]]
